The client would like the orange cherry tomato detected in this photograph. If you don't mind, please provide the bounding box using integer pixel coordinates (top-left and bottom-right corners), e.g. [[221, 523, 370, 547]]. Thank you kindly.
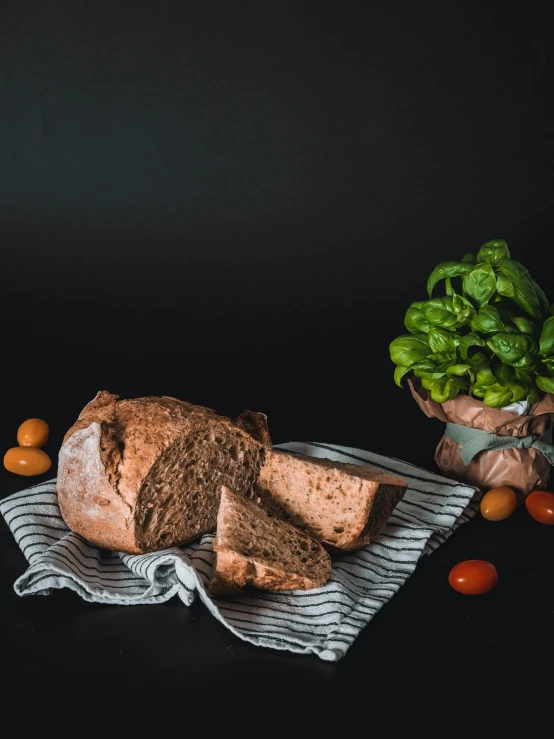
[[17, 418, 49, 448], [4, 447, 52, 476], [525, 490, 554, 525], [448, 560, 498, 595], [479, 486, 517, 521]]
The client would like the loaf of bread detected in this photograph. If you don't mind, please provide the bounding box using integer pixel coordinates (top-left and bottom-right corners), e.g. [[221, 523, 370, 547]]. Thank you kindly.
[[57, 391, 271, 554], [255, 449, 407, 551], [209, 486, 331, 594]]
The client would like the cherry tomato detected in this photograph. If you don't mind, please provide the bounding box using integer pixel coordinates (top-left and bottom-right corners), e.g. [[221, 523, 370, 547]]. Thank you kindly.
[[479, 486, 517, 521], [17, 418, 49, 448], [525, 490, 554, 525], [448, 560, 498, 595], [4, 447, 52, 476]]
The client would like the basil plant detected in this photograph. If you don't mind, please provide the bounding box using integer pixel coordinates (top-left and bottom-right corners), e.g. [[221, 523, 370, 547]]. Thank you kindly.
[[390, 240, 554, 407]]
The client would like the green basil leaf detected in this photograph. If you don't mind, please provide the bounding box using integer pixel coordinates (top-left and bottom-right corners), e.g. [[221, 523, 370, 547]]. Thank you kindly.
[[539, 316, 554, 355], [461, 253, 477, 264], [468, 351, 488, 369], [505, 381, 529, 402], [495, 272, 514, 298], [428, 327, 455, 353], [528, 276, 550, 315], [496, 258, 529, 282], [429, 377, 459, 404], [458, 332, 485, 359], [527, 386, 541, 406], [451, 294, 477, 323], [511, 316, 536, 335], [413, 370, 446, 380], [389, 334, 430, 367], [470, 306, 504, 334], [421, 298, 460, 329], [487, 333, 532, 365], [471, 384, 487, 398], [411, 351, 457, 378], [463, 263, 497, 307], [512, 353, 536, 370], [515, 367, 534, 383], [483, 383, 513, 408], [495, 260, 545, 318], [446, 363, 472, 377], [536, 375, 554, 394], [476, 239, 510, 264], [541, 356, 554, 373], [404, 302, 430, 334], [493, 362, 515, 384], [523, 335, 537, 354], [512, 278, 543, 319], [394, 365, 412, 387], [420, 377, 436, 390], [476, 367, 496, 386], [427, 261, 473, 298]]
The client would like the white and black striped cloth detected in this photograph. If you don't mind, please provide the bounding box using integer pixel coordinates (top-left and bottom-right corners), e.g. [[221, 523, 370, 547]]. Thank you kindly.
[[0, 441, 479, 662]]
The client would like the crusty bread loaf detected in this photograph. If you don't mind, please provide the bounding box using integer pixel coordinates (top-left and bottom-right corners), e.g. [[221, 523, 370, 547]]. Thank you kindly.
[[255, 449, 407, 551], [57, 391, 271, 554], [209, 486, 331, 594]]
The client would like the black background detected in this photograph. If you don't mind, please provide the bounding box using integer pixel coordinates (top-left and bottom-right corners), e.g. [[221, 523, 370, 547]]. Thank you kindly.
[[1, 1, 553, 706]]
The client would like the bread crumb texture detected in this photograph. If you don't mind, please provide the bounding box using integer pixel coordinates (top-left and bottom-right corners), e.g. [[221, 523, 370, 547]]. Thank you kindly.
[[256, 449, 407, 550], [209, 485, 331, 594]]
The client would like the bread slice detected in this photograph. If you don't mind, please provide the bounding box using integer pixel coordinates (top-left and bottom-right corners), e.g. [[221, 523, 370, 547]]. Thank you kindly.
[[57, 391, 271, 554], [255, 449, 407, 551], [209, 486, 331, 594]]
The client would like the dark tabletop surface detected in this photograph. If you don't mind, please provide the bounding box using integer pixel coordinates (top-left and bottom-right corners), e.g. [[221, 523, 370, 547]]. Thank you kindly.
[[1, 0, 553, 707]]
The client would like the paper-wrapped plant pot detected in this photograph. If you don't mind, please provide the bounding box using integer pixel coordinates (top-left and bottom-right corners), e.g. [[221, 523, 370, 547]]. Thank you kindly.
[[408, 378, 554, 500]]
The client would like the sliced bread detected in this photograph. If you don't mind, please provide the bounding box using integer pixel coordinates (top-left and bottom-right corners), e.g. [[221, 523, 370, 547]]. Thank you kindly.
[[255, 449, 407, 551], [57, 391, 271, 554], [209, 485, 332, 594]]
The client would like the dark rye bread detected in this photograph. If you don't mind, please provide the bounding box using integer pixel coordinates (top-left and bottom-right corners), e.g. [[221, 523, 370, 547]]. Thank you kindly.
[[57, 391, 271, 554], [255, 449, 407, 551], [209, 486, 331, 594]]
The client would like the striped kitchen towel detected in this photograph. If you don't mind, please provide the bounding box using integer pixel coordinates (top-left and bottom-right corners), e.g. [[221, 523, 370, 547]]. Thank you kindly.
[[0, 441, 480, 662]]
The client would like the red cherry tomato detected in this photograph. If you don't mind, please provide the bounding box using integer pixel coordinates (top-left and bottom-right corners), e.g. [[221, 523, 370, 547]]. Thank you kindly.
[[448, 560, 498, 595], [525, 490, 554, 525]]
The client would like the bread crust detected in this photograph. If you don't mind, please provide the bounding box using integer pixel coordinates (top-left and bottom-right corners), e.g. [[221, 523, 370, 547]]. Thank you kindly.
[[234, 410, 272, 449], [57, 391, 269, 553], [210, 549, 329, 594], [58, 421, 138, 552]]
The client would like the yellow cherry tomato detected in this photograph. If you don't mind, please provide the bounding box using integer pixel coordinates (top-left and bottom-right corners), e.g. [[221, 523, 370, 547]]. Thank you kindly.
[[17, 418, 50, 448], [479, 486, 517, 521], [4, 447, 52, 476]]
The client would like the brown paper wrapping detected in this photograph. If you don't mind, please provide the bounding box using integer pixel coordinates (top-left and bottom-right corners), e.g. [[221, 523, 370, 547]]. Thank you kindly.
[[408, 378, 554, 501]]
